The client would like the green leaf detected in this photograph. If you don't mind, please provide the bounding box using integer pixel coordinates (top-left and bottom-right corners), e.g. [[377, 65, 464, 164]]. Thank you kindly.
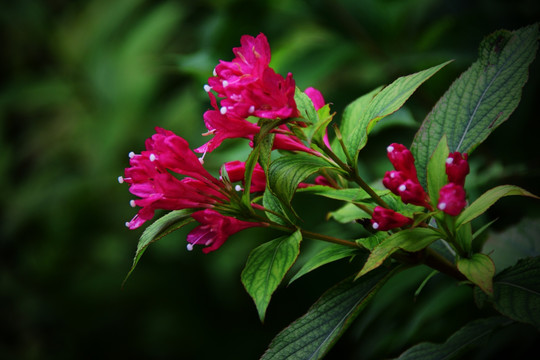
[[268, 153, 339, 208], [241, 230, 302, 322], [327, 202, 371, 223], [412, 24, 539, 187], [426, 135, 449, 206], [263, 190, 296, 226], [356, 232, 388, 251], [294, 87, 318, 124], [396, 316, 512, 360], [457, 253, 495, 295], [123, 209, 195, 286], [288, 243, 361, 285], [297, 185, 387, 202], [357, 227, 442, 279], [483, 217, 540, 273], [490, 256, 540, 329], [456, 185, 539, 228], [340, 61, 450, 165], [262, 266, 400, 360]]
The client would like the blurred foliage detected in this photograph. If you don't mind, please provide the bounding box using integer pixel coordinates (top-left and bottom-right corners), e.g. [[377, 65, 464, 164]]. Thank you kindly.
[[1, 0, 539, 359]]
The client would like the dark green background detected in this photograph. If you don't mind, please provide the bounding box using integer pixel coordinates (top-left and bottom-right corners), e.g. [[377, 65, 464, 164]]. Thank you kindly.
[[2, 0, 539, 359]]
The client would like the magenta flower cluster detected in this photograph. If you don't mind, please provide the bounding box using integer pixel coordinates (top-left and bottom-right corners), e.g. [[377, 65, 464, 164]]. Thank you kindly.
[[371, 143, 469, 231], [119, 34, 326, 253]]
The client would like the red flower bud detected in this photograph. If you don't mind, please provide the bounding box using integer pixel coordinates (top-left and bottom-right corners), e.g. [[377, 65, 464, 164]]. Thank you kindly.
[[437, 183, 467, 216], [382, 170, 408, 195], [446, 152, 469, 186], [398, 179, 429, 207], [371, 206, 412, 231], [387, 143, 418, 182]]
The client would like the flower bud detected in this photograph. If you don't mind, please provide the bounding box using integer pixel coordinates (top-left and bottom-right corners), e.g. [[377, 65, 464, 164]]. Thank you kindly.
[[438, 183, 467, 216], [446, 152, 469, 186], [382, 170, 408, 195], [370, 206, 412, 231], [387, 143, 418, 181], [398, 179, 429, 207]]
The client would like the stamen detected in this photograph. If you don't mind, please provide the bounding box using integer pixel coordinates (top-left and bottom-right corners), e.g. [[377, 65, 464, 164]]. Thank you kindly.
[[446, 157, 454, 164], [128, 151, 135, 159], [130, 200, 136, 208], [204, 84, 211, 92], [248, 105, 255, 114], [125, 222, 130, 228], [198, 152, 206, 165], [186, 243, 194, 251], [222, 80, 229, 88], [438, 202, 447, 210], [220, 106, 227, 115], [235, 184, 243, 191], [399, 184, 407, 192], [213, 68, 217, 76], [390, 172, 396, 178], [205, 239, 213, 246], [387, 145, 394, 153], [118, 176, 124, 184], [372, 222, 379, 230], [149, 154, 157, 162], [202, 129, 216, 136]]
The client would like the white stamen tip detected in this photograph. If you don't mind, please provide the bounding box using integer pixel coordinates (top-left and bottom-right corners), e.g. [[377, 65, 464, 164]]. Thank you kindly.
[[128, 151, 135, 159], [390, 172, 396, 178], [372, 222, 379, 229], [118, 176, 124, 184], [149, 154, 157, 162], [198, 157, 204, 165], [248, 105, 255, 114], [438, 202, 447, 210], [130, 200, 136, 208], [235, 184, 243, 192], [220, 106, 227, 115], [399, 184, 407, 192], [204, 84, 211, 92], [222, 80, 229, 87], [213, 68, 217, 76], [187, 243, 194, 251], [387, 145, 394, 153], [446, 157, 454, 164], [125, 222, 130, 228]]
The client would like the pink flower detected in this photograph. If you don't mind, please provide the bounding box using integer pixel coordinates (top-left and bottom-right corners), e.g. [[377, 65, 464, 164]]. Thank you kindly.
[[222, 160, 267, 192], [398, 179, 430, 208], [446, 152, 469, 186], [438, 183, 467, 216], [304, 87, 325, 110], [187, 209, 264, 253], [386, 143, 418, 182], [382, 170, 409, 195], [371, 206, 412, 231], [121, 128, 227, 229], [195, 93, 259, 153], [205, 33, 298, 120]]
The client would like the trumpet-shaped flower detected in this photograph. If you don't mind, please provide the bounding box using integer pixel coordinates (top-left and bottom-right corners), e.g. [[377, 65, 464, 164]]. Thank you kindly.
[[387, 143, 419, 182], [446, 152, 469, 186], [187, 209, 263, 253]]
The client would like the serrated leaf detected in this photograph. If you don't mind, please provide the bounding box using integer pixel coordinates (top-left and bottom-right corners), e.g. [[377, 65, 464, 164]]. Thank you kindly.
[[297, 185, 387, 202], [262, 266, 399, 360], [412, 24, 539, 187], [457, 253, 495, 294], [263, 190, 296, 226], [288, 243, 361, 285], [357, 227, 442, 278], [123, 209, 195, 286], [426, 135, 449, 206], [490, 256, 540, 328], [456, 185, 539, 228], [241, 230, 302, 322], [268, 153, 339, 208], [340, 61, 450, 165], [327, 202, 371, 223], [396, 316, 512, 360]]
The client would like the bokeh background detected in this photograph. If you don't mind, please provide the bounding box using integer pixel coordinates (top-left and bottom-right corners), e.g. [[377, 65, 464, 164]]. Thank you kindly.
[[2, 0, 539, 359]]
